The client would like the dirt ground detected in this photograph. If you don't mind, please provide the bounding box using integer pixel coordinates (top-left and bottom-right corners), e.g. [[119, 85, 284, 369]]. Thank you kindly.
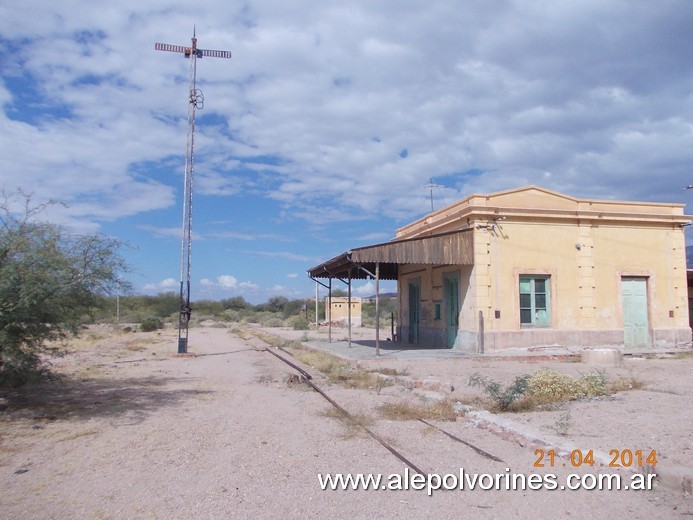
[[1, 324, 691, 519]]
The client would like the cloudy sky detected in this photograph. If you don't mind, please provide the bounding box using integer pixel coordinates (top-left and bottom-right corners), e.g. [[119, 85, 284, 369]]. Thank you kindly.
[[2, 1, 693, 303]]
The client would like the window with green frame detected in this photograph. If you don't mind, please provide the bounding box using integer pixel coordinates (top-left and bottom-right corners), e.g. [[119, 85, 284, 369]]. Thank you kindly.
[[519, 276, 550, 327]]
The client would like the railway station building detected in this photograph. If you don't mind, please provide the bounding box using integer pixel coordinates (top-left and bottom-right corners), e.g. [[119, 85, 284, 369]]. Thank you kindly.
[[308, 186, 691, 352]]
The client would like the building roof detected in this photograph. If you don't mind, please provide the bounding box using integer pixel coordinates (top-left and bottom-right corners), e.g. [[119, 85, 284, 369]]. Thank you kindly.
[[307, 185, 691, 281], [307, 228, 473, 280], [397, 185, 690, 239]]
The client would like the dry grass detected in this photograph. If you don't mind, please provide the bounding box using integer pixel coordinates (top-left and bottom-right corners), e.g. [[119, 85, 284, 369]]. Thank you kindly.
[[228, 327, 252, 340], [608, 374, 646, 392], [55, 427, 101, 443], [377, 398, 461, 422], [290, 348, 347, 374], [524, 369, 608, 407], [371, 367, 409, 377], [124, 342, 147, 352], [320, 408, 375, 439], [285, 345, 392, 390], [235, 326, 283, 346], [242, 327, 404, 390]]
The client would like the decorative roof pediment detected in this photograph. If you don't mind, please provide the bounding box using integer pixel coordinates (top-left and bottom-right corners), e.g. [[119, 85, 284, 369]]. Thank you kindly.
[[481, 185, 579, 211]]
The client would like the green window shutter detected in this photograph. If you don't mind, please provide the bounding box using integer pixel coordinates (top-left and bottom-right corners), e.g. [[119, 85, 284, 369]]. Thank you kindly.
[[519, 276, 550, 327]]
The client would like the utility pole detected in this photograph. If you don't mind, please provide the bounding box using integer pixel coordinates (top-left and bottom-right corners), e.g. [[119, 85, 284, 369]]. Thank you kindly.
[[156, 30, 232, 353]]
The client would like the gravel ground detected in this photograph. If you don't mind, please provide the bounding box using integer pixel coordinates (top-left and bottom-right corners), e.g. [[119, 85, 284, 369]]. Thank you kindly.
[[1, 324, 691, 519]]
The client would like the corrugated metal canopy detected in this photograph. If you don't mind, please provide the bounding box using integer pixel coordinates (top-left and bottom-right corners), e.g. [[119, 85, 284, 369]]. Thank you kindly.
[[307, 229, 474, 280]]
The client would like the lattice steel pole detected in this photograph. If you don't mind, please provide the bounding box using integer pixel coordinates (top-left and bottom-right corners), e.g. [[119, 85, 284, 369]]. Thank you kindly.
[[155, 30, 232, 353]]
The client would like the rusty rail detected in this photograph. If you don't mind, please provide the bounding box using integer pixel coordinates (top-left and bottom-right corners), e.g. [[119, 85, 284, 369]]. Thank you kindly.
[[418, 419, 505, 463], [264, 347, 425, 475], [264, 344, 506, 472]]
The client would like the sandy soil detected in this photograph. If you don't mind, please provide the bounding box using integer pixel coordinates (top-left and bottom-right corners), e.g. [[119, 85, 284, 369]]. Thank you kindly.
[[1, 324, 691, 519]]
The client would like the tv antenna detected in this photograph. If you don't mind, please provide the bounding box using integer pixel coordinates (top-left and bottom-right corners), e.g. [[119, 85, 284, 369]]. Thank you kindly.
[[156, 29, 232, 354], [425, 178, 442, 212]]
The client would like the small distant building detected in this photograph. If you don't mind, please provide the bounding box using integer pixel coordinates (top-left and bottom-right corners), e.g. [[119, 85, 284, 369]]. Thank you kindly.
[[325, 296, 362, 327]]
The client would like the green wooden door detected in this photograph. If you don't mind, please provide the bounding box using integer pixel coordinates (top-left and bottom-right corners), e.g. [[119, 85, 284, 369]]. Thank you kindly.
[[622, 277, 649, 348], [408, 281, 420, 343], [444, 274, 459, 348]]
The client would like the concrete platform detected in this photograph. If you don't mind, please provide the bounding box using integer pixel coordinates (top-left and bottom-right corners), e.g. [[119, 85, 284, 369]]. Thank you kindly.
[[258, 326, 689, 362]]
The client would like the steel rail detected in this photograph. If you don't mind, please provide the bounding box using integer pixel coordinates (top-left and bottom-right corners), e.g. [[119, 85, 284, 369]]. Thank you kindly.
[[265, 347, 313, 380], [418, 418, 505, 463], [263, 343, 506, 471], [264, 347, 426, 475]]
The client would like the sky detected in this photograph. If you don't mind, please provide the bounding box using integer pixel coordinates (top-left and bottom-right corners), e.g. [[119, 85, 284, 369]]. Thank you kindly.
[[1, 1, 693, 304]]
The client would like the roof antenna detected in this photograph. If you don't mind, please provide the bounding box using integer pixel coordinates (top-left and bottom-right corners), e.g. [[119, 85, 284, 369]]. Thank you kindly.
[[425, 178, 442, 212], [155, 30, 232, 354]]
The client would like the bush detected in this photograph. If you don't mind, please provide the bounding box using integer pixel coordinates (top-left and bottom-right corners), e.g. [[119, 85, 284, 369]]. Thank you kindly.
[[140, 318, 163, 332], [576, 372, 608, 397], [0, 190, 130, 385], [526, 369, 579, 403], [527, 368, 607, 405], [260, 317, 285, 328], [468, 369, 610, 412], [468, 373, 530, 411], [222, 310, 242, 323], [290, 316, 310, 330]]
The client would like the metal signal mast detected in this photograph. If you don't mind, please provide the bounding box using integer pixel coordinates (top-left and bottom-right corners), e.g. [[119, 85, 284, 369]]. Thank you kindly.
[[155, 30, 232, 354]]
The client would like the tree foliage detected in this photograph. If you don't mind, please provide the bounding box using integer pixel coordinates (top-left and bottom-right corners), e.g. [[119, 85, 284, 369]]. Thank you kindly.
[[255, 295, 289, 313], [0, 191, 131, 385], [221, 296, 252, 311]]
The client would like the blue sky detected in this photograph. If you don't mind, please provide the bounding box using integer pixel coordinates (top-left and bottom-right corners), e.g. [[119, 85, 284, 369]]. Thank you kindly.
[[2, 1, 693, 304]]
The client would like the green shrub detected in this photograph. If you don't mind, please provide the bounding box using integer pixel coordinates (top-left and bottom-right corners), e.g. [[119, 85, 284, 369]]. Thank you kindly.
[[527, 368, 607, 405], [290, 316, 310, 330], [261, 317, 285, 328], [140, 318, 163, 332], [526, 369, 579, 403], [576, 372, 608, 397], [468, 373, 531, 411], [469, 368, 610, 412], [222, 309, 241, 323]]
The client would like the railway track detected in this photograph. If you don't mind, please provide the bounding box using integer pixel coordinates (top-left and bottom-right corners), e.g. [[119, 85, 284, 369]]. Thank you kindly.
[[263, 345, 506, 474]]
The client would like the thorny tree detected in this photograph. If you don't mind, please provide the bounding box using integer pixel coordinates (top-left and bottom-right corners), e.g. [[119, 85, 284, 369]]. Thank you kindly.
[[0, 190, 131, 385]]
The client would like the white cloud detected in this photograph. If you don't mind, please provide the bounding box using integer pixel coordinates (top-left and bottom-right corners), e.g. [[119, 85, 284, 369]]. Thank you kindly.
[[3, 1, 693, 229], [244, 250, 318, 262], [217, 275, 239, 289], [142, 278, 179, 292], [354, 281, 375, 296], [199, 275, 260, 292], [138, 225, 182, 239]]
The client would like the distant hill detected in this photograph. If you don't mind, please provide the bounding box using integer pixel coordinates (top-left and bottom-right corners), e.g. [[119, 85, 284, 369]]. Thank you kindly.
[[362, 292, 397, 302]]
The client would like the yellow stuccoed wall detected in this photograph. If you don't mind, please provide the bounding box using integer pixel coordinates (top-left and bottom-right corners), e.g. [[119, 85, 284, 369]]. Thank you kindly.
[[475, 220, 688, 349]]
